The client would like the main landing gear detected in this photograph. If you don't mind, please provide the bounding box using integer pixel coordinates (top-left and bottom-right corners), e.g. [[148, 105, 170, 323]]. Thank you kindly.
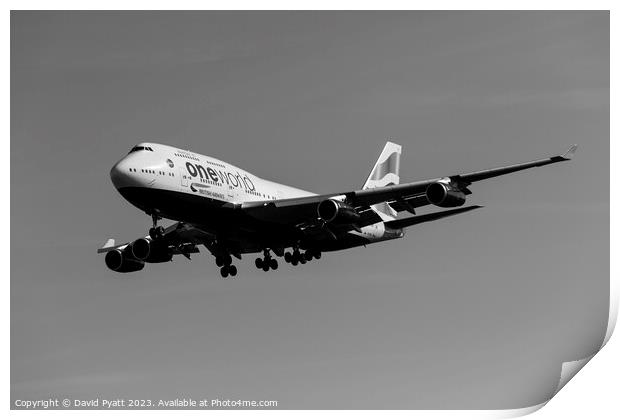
[[148, 213, 165, 239], [215, 254, 237, 278], [284, 248, 321, 266], [255, 249, 278, 272]]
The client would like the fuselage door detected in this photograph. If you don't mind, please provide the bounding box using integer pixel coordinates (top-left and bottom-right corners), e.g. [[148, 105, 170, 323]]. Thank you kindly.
[[179, 163, 189, 187]]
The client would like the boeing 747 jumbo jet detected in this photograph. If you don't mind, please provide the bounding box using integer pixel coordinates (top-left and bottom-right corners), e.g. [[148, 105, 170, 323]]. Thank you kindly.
[[98, 142, 577, 277]]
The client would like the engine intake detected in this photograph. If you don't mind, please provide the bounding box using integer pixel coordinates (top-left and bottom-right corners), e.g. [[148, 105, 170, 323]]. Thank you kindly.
[[317, 199, 361, 224], [131, 238, 173, 263], [426, 182, 466, 208], [105, 249, 145, 273], [131, 238, 151, 261]]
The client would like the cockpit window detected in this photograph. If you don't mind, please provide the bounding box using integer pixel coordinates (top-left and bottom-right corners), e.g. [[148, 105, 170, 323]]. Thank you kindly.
[[129, 146, 154, 153]]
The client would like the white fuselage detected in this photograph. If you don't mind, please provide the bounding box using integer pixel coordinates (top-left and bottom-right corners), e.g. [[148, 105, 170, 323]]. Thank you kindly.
[[110, 142, 315, 204]]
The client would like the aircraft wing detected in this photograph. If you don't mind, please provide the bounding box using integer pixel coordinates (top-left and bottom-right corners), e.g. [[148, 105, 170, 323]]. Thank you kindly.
[[97, 222, 213, 257], [240, 145, 577, 226]]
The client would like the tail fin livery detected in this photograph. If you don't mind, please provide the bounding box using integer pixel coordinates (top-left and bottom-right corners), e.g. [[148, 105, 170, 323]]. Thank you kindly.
[[363, 141, 402, 189], [363, 141, 402, 221]]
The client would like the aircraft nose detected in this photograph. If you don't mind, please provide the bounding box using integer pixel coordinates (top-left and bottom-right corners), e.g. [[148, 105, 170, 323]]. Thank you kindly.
[[110, 159, 134, 189]]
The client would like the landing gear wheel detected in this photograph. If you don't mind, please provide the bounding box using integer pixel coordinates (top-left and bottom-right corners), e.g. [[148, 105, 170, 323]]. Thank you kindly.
[[284, 252, 292, 263], [216, 256, 224, 267], [255, 258, 263, 269], [291, 250, 300, 266], [228, 265, 237, 276], [220, 266, 229, 278], [269, 259, 278, 270], [262, 264, 269, 272], [300, 256, 307, 264], [313, 251, 322, 260], [304, 250, 313, 261]]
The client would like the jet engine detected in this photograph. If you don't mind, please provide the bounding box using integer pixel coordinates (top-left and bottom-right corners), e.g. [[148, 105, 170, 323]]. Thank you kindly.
[[105, 248, 145, 273], [131, 238, 173, 263], [317, 199, 361, 223], [426, 182, 466, 208]]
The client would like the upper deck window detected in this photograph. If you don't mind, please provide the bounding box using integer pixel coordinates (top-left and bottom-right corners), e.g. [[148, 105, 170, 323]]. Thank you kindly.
[[129, 146, 154, 154]]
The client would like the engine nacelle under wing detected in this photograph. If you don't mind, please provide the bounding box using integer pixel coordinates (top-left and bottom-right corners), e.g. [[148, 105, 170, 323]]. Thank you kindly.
[[426, 182, 466, 208], [131, 238, 173, 263], [105, 248, 145, 273], [317, 199, 361, 224]]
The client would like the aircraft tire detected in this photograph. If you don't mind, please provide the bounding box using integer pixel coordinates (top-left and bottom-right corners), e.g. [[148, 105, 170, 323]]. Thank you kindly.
[[220, 266, 229, 278]]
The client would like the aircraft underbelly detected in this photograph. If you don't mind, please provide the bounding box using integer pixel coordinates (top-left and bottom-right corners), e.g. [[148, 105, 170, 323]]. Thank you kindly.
[[117, 186, 400, 255], [118, 186, 234, 225]]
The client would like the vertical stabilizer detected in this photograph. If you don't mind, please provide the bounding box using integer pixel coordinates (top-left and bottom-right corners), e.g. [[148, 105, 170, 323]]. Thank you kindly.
[[363, 141, 402, 220]]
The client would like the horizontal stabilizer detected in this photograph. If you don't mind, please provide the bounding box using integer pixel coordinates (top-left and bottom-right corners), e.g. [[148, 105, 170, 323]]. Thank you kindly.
[[97, 238, 117, 254], [384, 205, 482, 230]]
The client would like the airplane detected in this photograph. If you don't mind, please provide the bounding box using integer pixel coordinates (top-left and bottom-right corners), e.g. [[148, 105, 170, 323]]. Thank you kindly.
[[98, 141, 577, 277]]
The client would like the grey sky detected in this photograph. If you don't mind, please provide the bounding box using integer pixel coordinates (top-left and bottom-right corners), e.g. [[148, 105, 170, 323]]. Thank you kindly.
[[11, 11, 608, 409]]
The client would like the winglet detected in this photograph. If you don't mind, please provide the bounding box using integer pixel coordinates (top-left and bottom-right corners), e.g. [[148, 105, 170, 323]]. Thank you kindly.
[[97, 238, 116, 254], [561, 144, 578, 160]]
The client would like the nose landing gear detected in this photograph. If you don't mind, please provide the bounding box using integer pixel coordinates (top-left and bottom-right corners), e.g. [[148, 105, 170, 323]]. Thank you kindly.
[[148, 213, 165, 239]]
